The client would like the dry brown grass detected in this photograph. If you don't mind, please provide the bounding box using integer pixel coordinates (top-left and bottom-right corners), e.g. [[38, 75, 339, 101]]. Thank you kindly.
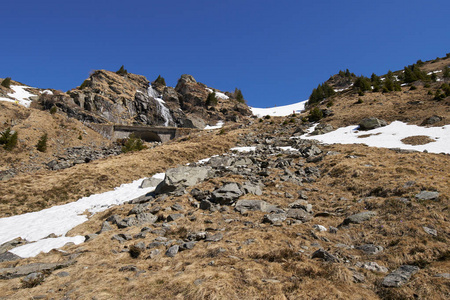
[[401, 135, 436, 145], [1, 136, 449, 299]]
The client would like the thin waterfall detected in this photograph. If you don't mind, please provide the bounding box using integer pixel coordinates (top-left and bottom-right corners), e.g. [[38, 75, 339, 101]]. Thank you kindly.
[[147, 86, 174, 127]]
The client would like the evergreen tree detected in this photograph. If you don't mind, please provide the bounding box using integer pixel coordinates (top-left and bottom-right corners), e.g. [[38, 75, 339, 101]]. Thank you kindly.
[[154, 75, 166, 86], [354, 76, 372, 92], [443, 66, 450, 78], [116, 65, 128, 76], [307, 82, 334, 106], [308, 107, 323, 122], [36, 133, 48, 152], [234, 88, 245, 103], [1, 77, 11, 88], [205, 92, 218, 106], [0, 128, 18, 151], [371, 73, 382, 85]]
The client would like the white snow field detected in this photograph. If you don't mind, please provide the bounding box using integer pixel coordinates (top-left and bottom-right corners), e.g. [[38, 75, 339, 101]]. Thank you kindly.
[[0, 85, 37, 108], [0, 173, 165, 258], [250, 100, 307, 117], [204, 121, 224, 130], [300, 121, 450, 154]]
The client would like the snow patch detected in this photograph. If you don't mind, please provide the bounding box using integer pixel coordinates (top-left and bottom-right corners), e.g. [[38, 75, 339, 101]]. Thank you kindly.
[[206, 88, 229, 100], [0, 85, 36, 108], [0, 174, 164, 257], [300, 121, 450, 154], [250, 100, 306, 117], [204, 121, 224, 130], [230, 146, 256, 152]]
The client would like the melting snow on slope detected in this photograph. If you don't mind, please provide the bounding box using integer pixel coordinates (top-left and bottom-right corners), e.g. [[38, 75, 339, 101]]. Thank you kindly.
[[0, 85, 36, 108], [250, 100, 307, 117], [204, 121, 224, 130], [0, 173, 165, 258], [299, 121, 450, 154], [206, 88, 229, 100]]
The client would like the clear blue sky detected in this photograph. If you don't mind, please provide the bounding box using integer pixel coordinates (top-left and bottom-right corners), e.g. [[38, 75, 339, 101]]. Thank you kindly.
[[2, 0, 450, 107]]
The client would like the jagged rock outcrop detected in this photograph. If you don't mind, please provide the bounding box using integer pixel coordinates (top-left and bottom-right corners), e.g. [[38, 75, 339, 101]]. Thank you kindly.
[[40, 70, 252, 129]]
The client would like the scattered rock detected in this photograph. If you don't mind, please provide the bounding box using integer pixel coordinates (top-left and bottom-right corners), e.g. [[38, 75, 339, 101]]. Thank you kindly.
[[288, 200, 312, 213], [382, 265, 419, 287], [140, 176, 164, 188], [263, 213, 287, 225], [0, 261, 75, 279], [356, 261, 388, 273], [235, 199, 278, 213], [165, 245, 179, 257], [211, 182, 244, 205], [84, 234, 98, 242], [423, 226, 437, 236], [56, 271, 70, 278], [155, 166, 211, 195], [205, 233, 223, 242], [286, 208, 313, 222], [356, 244, 384, 255], [359, 117, 387, 130], [342, 211, 376, 225], [311, 249, 339, 263], [98, 221, 113, 233], [22, 272, 45, 288], [415, 191, 439, 201], [313, 225, 327, 232], [421, 115, 442, 126], [0, 251, 21, 263], [167, 213, 185, 222]]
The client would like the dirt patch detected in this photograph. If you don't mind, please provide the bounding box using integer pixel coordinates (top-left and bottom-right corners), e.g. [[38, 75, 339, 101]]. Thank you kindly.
[[401, 135, 436, 145], [358, 132, 382, 139]]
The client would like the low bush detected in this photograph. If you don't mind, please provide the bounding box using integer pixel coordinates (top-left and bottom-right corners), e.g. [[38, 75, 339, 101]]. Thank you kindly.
[[121, 134, 147, 153], [0, 128, 18, 151], [1, 77, 11, 88], [308, 107, 323, 122], [36, 133, 48, 152], [116, 65, 128, 76]]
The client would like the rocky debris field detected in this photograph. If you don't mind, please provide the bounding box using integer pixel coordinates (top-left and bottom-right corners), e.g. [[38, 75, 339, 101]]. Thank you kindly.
[[1, 118, 448, 300]]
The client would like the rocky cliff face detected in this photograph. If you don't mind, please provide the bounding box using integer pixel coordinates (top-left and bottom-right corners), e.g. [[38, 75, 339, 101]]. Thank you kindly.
[[43, 70, 252, 128]]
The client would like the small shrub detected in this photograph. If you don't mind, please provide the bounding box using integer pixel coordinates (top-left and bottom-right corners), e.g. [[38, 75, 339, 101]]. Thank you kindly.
[[356, 98, 364, 104], [205, 92, 218, 106], [308, 107, 323, 122], [409, 85, 417, 90], [424, 83, 431, 88], [78, 134, 83, 140], [36, 133, 48, 152], [121, 134, 146, 153], [234, 88, 245, 103], [326, 101, 334, 107], [0, 128, 18, 151], [443, 66, 450, 78], [116, 65, 128, 76], [50, 106, 57, 114], [154, 75, 166, 86], [433, 89, 445, 101], [358, 90, 365, 96], [427, 90, 433, 95], [79, 79, 90, 89], [1, 77, 11, 88], [264, 115, 271, 120]]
